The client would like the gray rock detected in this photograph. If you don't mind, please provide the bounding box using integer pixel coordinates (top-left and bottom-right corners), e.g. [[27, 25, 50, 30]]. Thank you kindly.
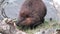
[[0, 18, 27, 34]]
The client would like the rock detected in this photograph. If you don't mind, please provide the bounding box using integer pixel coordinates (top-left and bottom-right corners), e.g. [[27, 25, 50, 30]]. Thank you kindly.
[[34, 28, 57, 34], [0, 18, 27, 34]]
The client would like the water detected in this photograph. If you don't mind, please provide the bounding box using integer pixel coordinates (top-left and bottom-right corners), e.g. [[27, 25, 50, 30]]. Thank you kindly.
[[0, 0, 58, 20]]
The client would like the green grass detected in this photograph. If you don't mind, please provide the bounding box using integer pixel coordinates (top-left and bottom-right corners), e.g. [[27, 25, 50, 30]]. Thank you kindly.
[[16, 20, 59, 34]]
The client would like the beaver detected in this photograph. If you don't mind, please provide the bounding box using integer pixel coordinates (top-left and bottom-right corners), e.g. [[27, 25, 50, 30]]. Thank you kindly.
[[16, 0, 47, 29]]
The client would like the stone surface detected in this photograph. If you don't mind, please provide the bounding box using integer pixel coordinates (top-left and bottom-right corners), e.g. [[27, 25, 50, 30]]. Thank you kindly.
[[0, 18, 27, 34]]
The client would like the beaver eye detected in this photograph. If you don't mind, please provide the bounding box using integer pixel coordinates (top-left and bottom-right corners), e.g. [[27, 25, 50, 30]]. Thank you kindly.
[[26, 15, 29, 18]]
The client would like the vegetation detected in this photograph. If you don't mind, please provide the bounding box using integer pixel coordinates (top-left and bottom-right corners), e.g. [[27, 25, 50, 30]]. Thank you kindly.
[[17, 19, 59, 34]]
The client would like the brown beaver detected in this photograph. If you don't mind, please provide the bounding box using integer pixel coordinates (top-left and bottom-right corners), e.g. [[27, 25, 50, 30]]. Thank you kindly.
[[16, 0, 47, 29]]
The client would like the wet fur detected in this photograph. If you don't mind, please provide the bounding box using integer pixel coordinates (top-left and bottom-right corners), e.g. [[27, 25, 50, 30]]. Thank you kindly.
[[16, 0, 47, 29]]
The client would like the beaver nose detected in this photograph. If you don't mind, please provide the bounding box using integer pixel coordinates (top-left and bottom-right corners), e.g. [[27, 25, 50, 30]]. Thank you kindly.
[[16, 20, 20, 26], [16, 18, 25, 26]]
